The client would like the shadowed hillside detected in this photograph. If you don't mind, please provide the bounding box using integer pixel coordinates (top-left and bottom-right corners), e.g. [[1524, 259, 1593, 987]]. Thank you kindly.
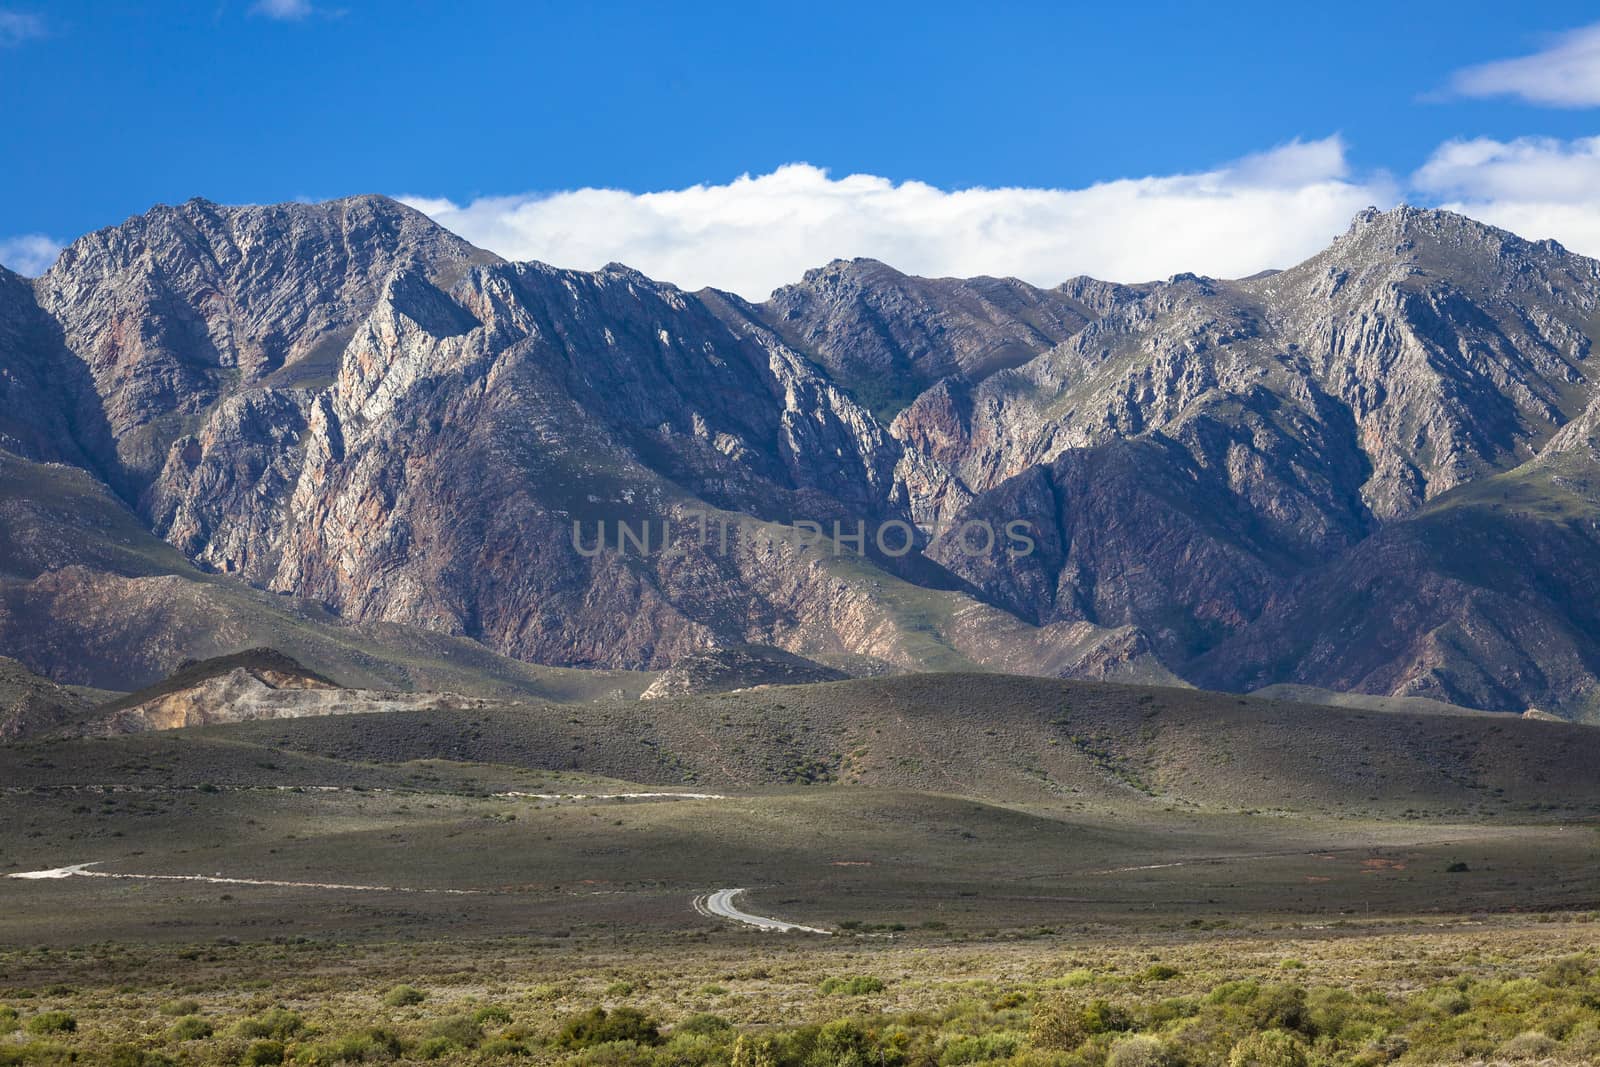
[[9, 673, 1597, 818]]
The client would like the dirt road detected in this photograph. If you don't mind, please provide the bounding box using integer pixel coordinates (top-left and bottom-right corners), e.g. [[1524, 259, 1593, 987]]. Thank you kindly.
[[693, 887, 829, 934]]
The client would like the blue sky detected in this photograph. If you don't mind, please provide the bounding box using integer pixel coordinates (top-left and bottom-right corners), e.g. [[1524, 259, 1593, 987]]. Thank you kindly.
[[4, 2, 1600, 294]]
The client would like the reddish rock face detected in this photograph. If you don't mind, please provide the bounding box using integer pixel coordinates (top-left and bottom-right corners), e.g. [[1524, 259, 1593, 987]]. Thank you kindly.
[[4, 197, 1600, 717]]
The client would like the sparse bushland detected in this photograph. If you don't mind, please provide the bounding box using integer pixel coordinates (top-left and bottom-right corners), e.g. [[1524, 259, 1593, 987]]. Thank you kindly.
[[0, 922, 1598, 1065]]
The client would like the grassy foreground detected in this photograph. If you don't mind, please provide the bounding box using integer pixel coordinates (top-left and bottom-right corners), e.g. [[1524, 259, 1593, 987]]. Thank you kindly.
[[4, 917, 1600, 1066]]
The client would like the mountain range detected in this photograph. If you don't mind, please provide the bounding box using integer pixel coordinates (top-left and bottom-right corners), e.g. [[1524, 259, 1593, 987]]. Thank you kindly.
[[2, 195, 1598, 720]]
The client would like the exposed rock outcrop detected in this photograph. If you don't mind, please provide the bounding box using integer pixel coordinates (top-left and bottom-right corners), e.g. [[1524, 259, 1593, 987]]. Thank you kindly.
[[639, 644, 850, 700]]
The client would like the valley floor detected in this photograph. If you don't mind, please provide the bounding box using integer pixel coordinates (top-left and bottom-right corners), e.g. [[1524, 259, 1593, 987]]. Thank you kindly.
[[2, 778, 1599, 1065], [3, 681, 1599, 1064]]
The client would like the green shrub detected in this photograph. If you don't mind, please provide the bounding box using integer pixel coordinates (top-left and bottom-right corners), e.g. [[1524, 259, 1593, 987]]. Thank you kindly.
[[1305, 986, 1376, 1042], [414, 1036, 457, 1060], [25, 1012, 76, 1035], [568, 1039, 655, 1066], [730, 1034, 779, 1067], [426, 1014, 482, 1048], [1227, 1030, 1308, 1067], [1081, 999, 1132, 1035], [811, 1019, 874, 1067], [1140, 965, 1181, 982], [305, 1027, 406, 1063], [678, 1014, 733, 1036], [1208, 980, 1261, 1006], [1499, 1031, 1558, 1060], [169, 1015, 214, 1041], [819, 975, 886, 996], [235, 1008, 304, 1041], [0, 1043, 48, 1067], [381, 984, 426, 1007], [1029, 993, 1087, 1051], [1248, 985, 1310, 1034], [559, 1007, 664, 1049], [659, 1031, 732, 1067], [479, 1036, 530, 1058], [108, 1047, 177, 1067], [241, 1040, 285, 1066], [0, 1006, 15, 1033], [939, 1032, 1022, 1064], [1049, 970, 1096, 988], [158, 999, 200, 1017], [1108, 1035, 1176, 1067], [1541, 955, 1592, 986], [6, 1043, 79, 1066], [473, 1004, 513, 1026], [1566, 1025, 1600, 1060]]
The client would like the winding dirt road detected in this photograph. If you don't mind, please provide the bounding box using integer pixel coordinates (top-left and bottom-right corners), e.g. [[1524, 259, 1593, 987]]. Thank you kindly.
[[7, 861, 483, 894], [693, 887, 829, 934]]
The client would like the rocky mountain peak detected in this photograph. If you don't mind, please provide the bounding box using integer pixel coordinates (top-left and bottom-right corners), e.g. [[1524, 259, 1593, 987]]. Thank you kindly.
[[756, 257, 1094, 417], [795, 257, 899, 288], [76, 194, 493, 287], [33, 194, 499, 488], [1320, 204, 1589, 282], [1055, 276, 1153, 316]]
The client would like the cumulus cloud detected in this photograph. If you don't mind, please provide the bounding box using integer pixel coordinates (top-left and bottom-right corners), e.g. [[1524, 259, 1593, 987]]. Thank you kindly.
[[1448, 23, 1600, 107], [250, 0, 314, 20], [0, 10, 45, 46], [0, 234, 62, 276], [1414, 136, 1600, 256], [401, 138, 1396, 298]]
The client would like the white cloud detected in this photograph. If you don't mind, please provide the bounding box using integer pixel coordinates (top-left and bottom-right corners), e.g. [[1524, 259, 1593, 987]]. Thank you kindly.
[[1448, 23, 1600, 107], [0, 234, 62, 276], [401, 137, 1397, 298], [0, 10, 45, 46], [250, 0, 314, 20], [1414, 136, 1600, 256]]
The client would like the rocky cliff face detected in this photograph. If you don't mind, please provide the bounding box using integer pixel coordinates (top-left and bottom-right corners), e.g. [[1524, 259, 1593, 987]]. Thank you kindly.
[[0, 268, 111, 471], [34, 196, 496, 492], [752, 258, 1094, 417], [4, 197, 1600, 717]]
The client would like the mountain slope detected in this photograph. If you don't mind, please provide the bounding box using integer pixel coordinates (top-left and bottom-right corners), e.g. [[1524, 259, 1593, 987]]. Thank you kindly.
[[888, 209, 1600, 709], [0, 450, 654, 698], [3, 198, 1600, 715], [0, 655, 113, 740]]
